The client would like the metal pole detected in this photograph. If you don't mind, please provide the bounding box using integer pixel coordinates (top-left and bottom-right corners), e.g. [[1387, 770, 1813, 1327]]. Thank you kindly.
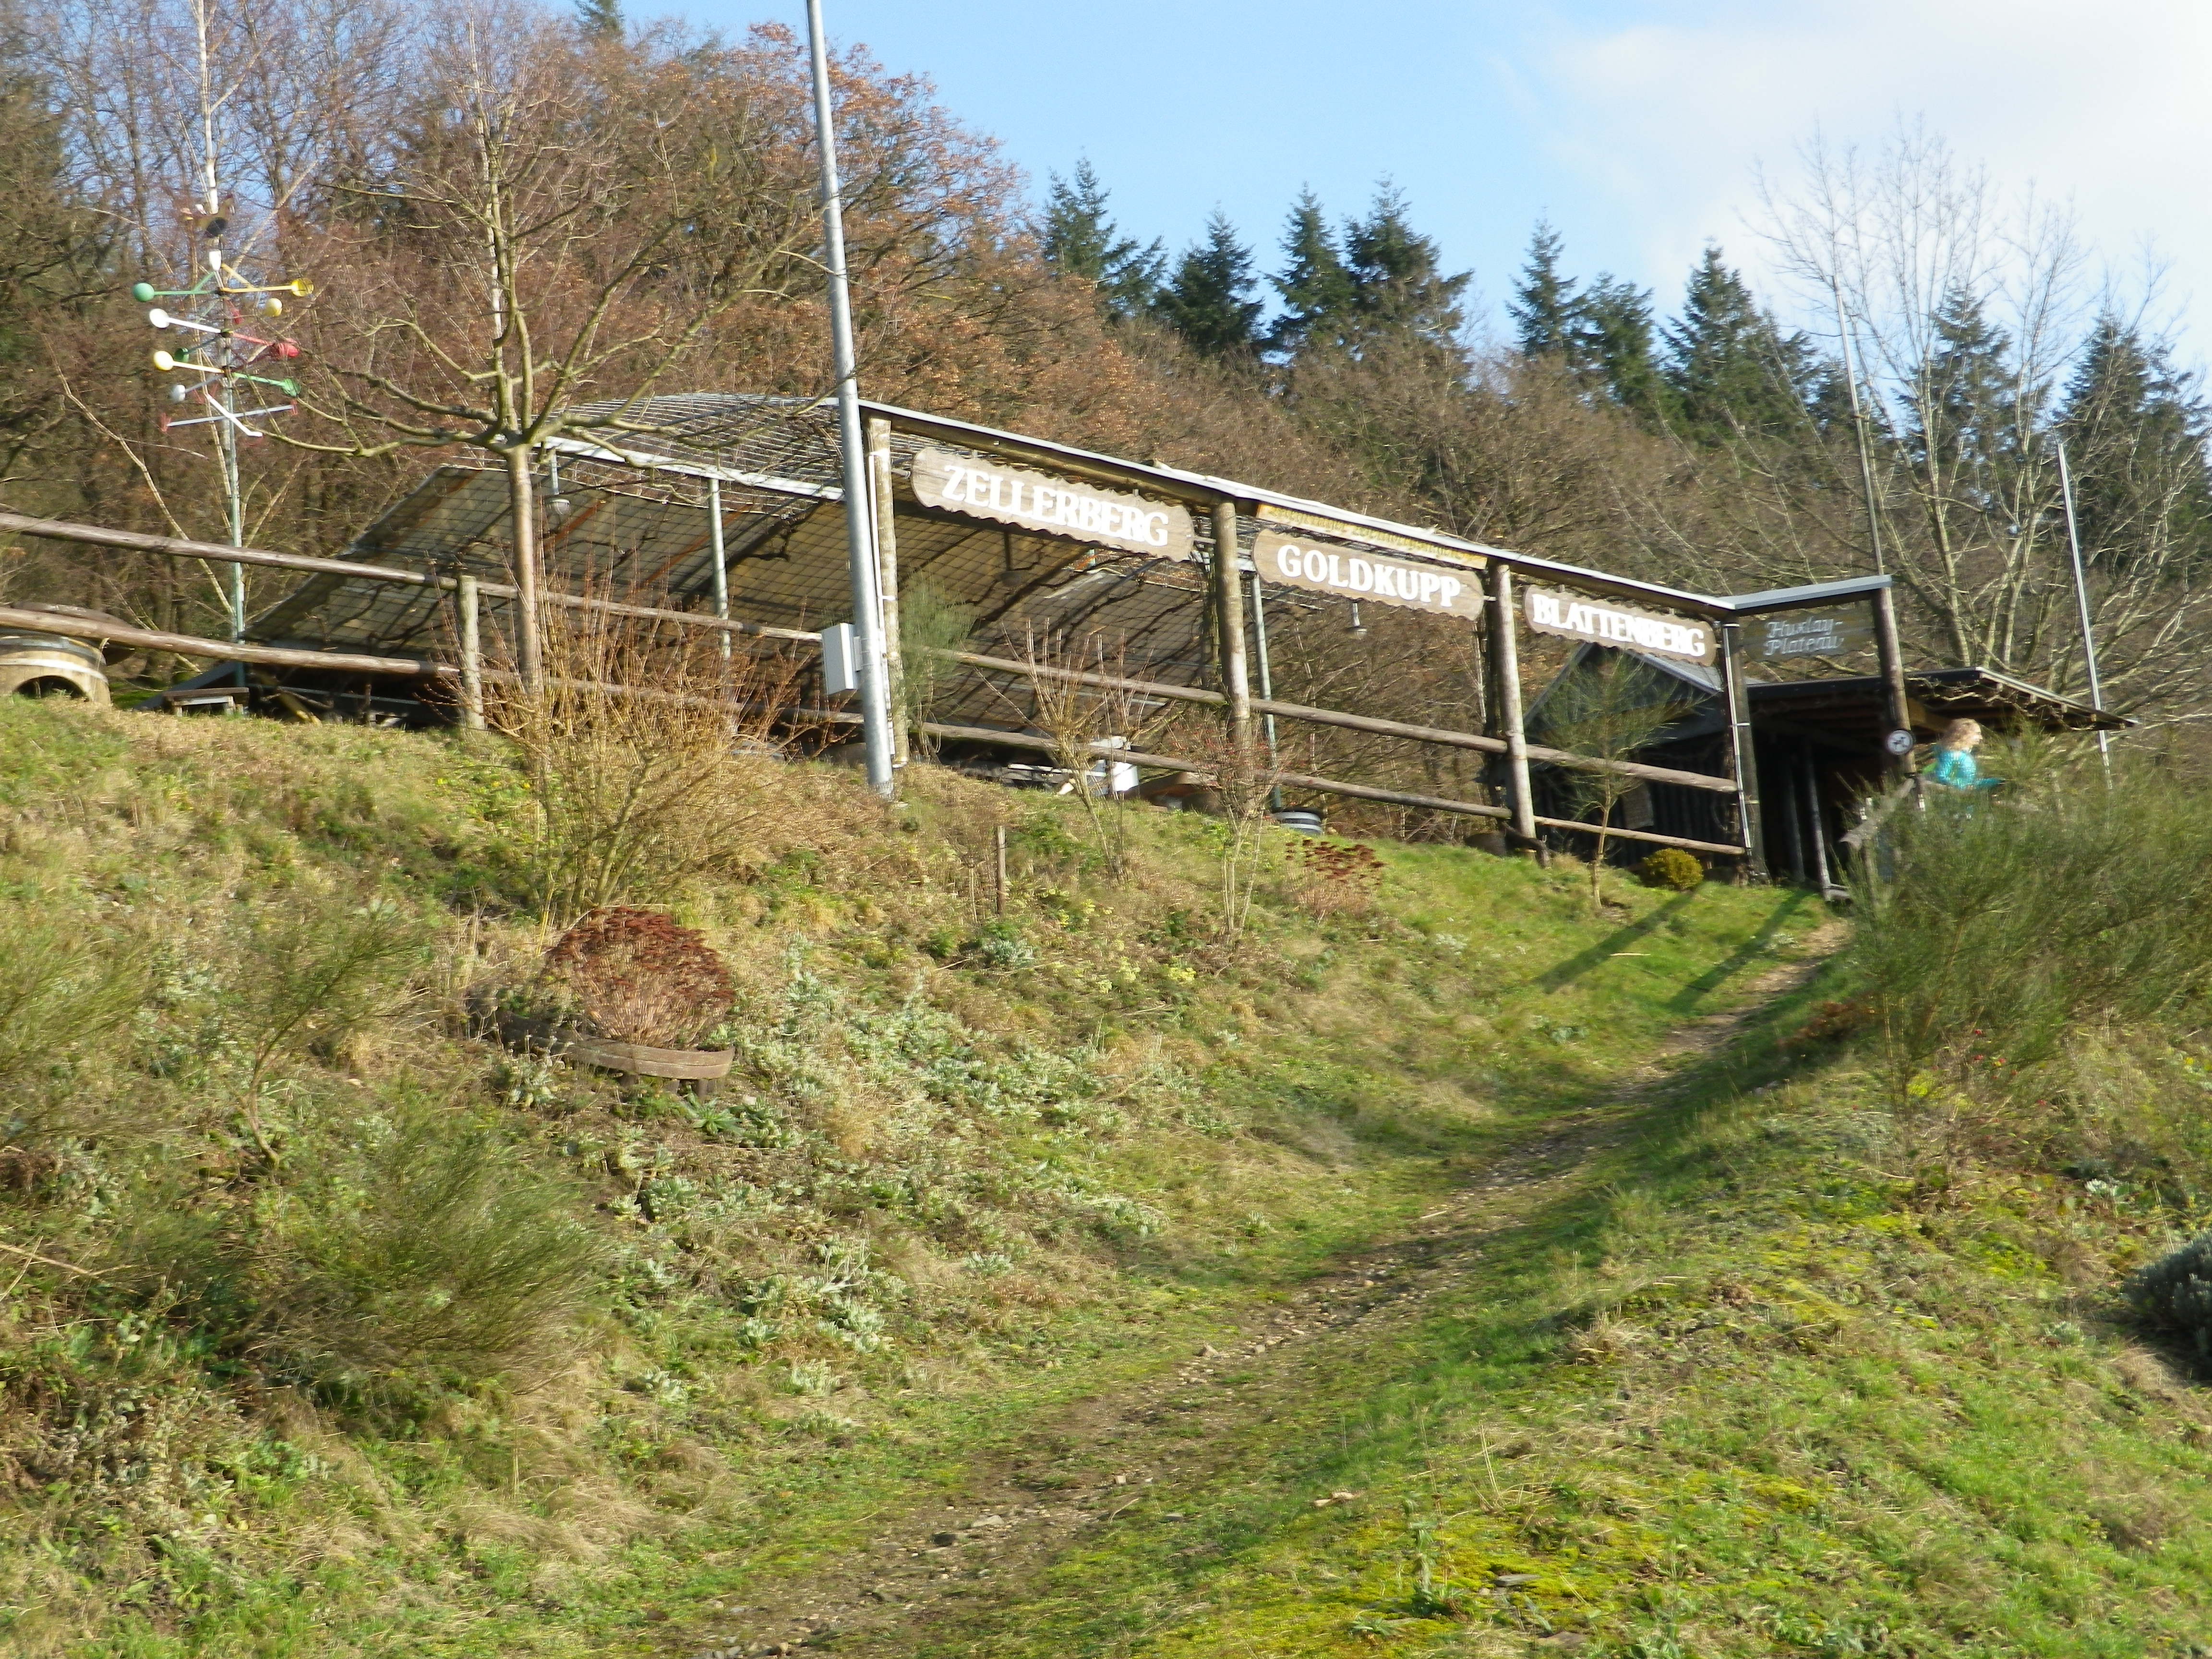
[[1210, 500, 1252, 749], [1719, 620, 1766, 880], [2056, 438, 2111, 765], [707, 477, 730, 664], [805, 0, 894, 798], [1487, 562, 1539, 855], [1832, 274, 1887, 576], [1248, 569, 1280, 775], [457, 573, 485, 730]]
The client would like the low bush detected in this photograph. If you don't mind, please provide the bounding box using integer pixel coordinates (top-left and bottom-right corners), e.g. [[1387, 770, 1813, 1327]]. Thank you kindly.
[[0, 914, 144, 1144], [257, 1107, 604, 1387], [2127, 1232, 2212, 1357], [1638, 846, 1705, 891]]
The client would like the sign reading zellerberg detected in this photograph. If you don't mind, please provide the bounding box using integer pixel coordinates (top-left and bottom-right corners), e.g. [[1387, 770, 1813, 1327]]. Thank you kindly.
[[1252, 530, 1484, 621], [1748, 606, 1874, 661], [1524, 587, 1713, 664], [911, 447, 1195, 561]]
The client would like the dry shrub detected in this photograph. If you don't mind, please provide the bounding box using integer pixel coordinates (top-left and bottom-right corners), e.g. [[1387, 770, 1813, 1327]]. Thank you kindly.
[[540, 906, 733, 1047], [488, 606, 812, 924], [1290, 838, 1384, 919]]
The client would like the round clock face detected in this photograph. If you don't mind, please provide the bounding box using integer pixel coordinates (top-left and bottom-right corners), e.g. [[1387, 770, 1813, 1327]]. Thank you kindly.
[[1885, 728, 1915, 756]]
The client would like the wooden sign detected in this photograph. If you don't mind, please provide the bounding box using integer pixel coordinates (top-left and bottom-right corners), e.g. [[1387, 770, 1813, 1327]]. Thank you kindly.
[[1748, 606, 1873, 661], [911, 447, 1194, 561], [1524, 586, 1713, 664], [1252, 530, 1484, 621]]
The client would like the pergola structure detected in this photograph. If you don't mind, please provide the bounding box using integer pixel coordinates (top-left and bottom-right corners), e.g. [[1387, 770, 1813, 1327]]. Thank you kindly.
[[0, 393, 1975, 873]]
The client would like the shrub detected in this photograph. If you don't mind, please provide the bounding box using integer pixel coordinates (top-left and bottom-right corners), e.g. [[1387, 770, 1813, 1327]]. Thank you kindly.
[[2127, 1232, 2212, 1357], [258, 1109, 603, 1386], [541, 905, 733, 1046], [0, 914, 144, 1143], [1848, 743, 2212, 1094], [1638, 846, 1705, 891]]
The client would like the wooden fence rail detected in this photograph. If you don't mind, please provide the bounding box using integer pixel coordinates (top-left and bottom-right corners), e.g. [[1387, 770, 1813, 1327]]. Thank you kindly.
[[2, 510, 1750, 857]]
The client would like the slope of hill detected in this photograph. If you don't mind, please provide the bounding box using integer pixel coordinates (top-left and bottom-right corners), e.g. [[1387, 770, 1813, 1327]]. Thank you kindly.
[[3, 703, 2204, 1659]]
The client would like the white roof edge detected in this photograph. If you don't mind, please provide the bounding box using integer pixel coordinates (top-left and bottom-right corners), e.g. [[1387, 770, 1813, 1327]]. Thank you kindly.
[[1720, 573, 1893, 613]]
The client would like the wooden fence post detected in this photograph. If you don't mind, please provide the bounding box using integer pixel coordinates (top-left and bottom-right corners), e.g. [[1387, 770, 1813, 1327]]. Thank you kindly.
[[1487, 561, 1539, 855], [1872, 582, 1911, 780], [707, 477, 731, 664], [1719, 619, 1766, 879], [1211, 499, 1252, 749], [457, 573, 485, 731], [868, 416, 906, 766]]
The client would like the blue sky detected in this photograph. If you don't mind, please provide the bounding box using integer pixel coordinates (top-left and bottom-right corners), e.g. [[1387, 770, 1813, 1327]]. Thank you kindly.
[[675, 0, 2212, 359]]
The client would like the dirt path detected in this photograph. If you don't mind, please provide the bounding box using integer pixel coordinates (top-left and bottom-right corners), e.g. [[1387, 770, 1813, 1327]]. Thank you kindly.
[[678, 933, 1839, 1659]]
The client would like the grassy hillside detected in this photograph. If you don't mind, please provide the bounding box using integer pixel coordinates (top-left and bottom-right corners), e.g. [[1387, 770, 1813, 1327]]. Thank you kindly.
[[0, 699, 1814, 1658]]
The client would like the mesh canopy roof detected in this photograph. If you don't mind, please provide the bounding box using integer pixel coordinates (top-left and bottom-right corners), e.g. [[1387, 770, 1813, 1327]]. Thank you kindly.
[[248, 396, 1233, 730]]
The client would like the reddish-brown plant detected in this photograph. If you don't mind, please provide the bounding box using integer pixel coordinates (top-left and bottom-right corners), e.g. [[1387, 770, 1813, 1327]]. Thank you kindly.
[[540, 906, 733, 1048]]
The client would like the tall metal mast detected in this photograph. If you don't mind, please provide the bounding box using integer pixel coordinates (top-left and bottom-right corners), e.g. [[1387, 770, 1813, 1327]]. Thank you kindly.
[[805, 0, 896, 797]]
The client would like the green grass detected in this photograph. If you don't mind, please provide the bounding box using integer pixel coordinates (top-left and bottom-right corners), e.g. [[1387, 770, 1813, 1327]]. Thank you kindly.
[[918, 969, 2212, 1659], [0, 700, 1820, 1657]]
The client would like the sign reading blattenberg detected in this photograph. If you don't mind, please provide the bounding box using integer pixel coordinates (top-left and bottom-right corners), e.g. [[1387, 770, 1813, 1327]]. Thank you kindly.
[[1252, 530, 1483, 621], [911, 447, 1194, 561], [1524, 587, 1713, 664], [1748, 606, 1874, 662]]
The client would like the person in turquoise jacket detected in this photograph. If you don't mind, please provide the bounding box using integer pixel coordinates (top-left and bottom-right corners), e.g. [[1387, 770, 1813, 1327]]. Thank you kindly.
[[1928, 718, 2001, 791]]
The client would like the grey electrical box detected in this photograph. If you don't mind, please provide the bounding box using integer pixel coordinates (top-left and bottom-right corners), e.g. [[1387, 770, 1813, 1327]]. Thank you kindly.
[[820, 621, 859, 695]]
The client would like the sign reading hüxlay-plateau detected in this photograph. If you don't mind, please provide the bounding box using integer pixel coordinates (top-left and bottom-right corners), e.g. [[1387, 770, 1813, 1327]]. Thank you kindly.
[[1252, 530, 1484, 621], [1524, 587, 1713, 664], [911, 447, 1195, 561]]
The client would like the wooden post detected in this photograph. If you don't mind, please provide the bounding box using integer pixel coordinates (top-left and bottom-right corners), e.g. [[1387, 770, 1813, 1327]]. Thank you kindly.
[[1486, 561, 1539, 855], [1803, 757, 1835, 893], [503, 442, 542, 690], [1211, 499, 1252, 748], [1719, 620, 1767, 880], [1779, 751, 1806, 885], [457, 573, 485, 731], [1872, 583, 1911, 780], [707, 477, 731, 664], [867, 416, 907, 766]]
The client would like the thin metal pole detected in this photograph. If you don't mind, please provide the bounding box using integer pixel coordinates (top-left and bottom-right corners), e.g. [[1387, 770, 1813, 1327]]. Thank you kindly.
[[457, 573, 485, 730], [1832, 273, 1887, 576], [1487, 562, 1539, 855], [707, 477, 730, 664], [2056, 438, 2111, 765], [805, 0, 894, 798], [1248, 571, 1279, 769]]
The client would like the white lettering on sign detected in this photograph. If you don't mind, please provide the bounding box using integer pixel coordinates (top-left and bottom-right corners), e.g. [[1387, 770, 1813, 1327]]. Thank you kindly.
[[911, 447, 1195, 560], [1524, 587, 1712, 664], [1250, 529, 1483, 621], [1750, 607, 1873, 661]]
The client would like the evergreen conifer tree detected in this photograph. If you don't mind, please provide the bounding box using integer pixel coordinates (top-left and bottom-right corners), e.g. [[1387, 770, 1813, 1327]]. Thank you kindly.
[[1661, 245, 1819, 442], [1509, 221, 1581, 361], [1340, 184, 1468, 354], [574, 0, 622, 36], [2058, 314, 2212, 573], [1578, 274, 1670, 422], [1154, 211, 1264, 359], [1041, 158, 1164, 320], [1269, 188, 1357, 358]]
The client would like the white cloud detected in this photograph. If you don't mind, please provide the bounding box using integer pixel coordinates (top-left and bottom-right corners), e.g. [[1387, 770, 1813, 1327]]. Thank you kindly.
[[1522, 0, 2212, 351]]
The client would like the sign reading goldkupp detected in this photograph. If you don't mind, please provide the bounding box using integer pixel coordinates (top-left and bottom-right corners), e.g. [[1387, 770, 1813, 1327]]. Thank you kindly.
[[1252, 530, 1484, 621], [1524, 587, 1713, 664], [911, 447, 1195, 561]]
